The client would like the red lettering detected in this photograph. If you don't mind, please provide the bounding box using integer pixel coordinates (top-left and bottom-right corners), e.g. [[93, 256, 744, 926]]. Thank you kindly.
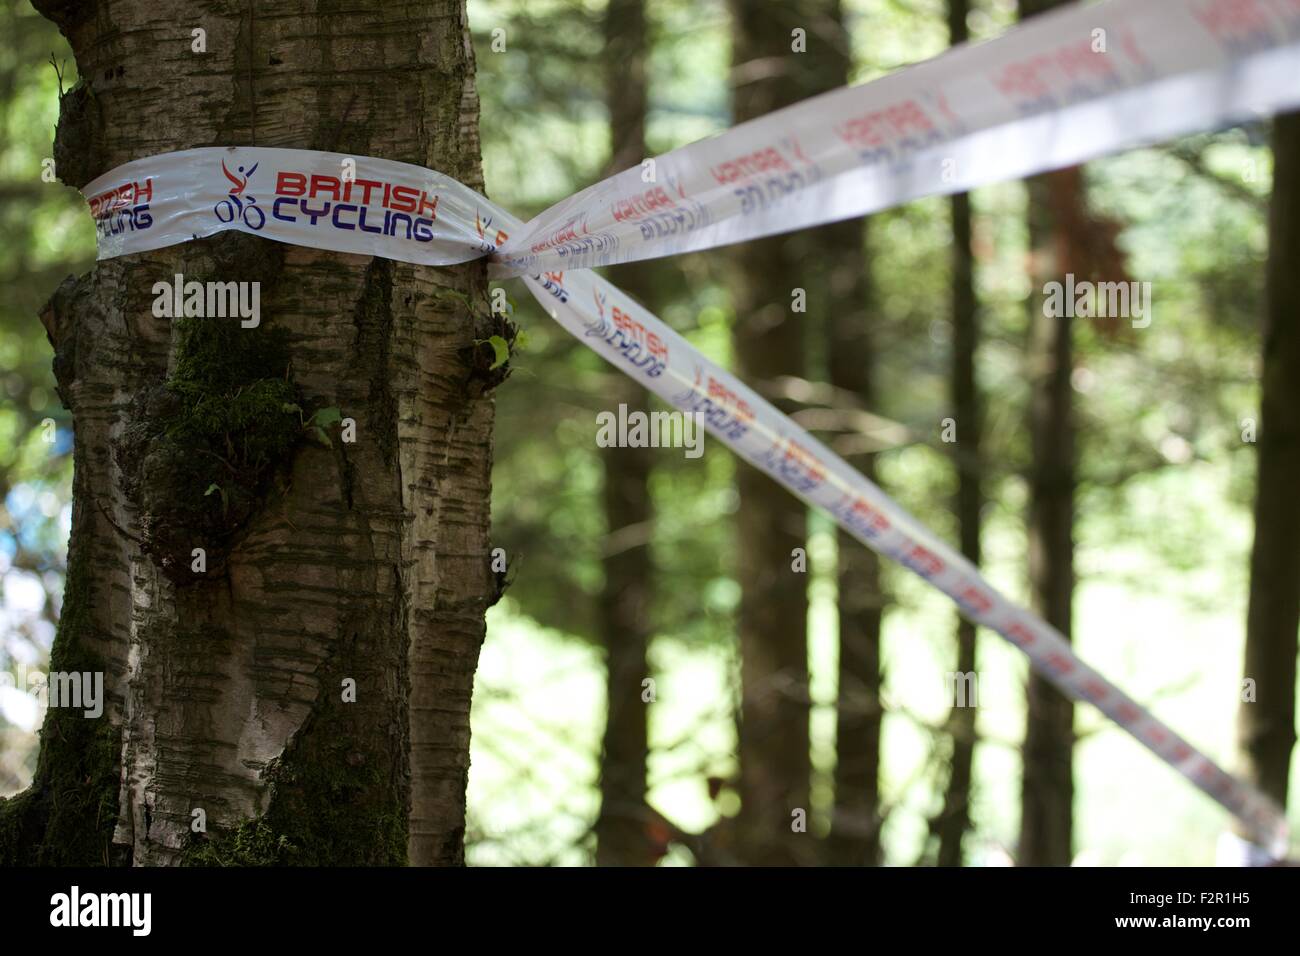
[[1005, 623, 1036, 646], [349, 177, 382, 204], [646, 331, 667, 360], [960, 586, 992, 614], [309, 174, 341, 201], [885, 101, 933, 136], [907, 545, 943, 576], [1044, 652, 1075, 675], [1196, 0, 1270, 35], [1081, 678, 1109, 702], [276, 171, 307, 196], [390, 185, 418, 213]]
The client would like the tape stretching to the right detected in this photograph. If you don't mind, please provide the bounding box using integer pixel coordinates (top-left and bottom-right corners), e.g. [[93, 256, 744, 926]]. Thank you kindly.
[[522, 267, 1291, 857]]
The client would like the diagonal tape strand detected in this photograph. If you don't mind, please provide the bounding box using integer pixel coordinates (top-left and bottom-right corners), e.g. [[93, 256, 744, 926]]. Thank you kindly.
[[520, 267, 1289, 857]]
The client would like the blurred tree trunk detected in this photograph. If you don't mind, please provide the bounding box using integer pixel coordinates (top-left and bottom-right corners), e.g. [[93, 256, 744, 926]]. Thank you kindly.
[[594, 0, 658, 867], [824, 248, 883, 869], [1018, 0, 1076, 870], [1237, 110, 1300, 810], [727, 0, 821, 865], [931, 0, 981, 871], [0, 0, 494, 866], [816, 1, 884, 868]]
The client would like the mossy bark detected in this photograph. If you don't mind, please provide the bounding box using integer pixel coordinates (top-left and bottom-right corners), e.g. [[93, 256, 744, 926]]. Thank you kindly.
[[1, 0, 495, 866]]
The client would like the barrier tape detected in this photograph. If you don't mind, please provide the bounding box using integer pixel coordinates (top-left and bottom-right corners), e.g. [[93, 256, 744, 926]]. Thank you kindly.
[[491, 0, 1300, 277], [78, 0, 1296, 855]]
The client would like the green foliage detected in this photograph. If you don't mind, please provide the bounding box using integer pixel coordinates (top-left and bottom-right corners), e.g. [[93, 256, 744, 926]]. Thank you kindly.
[[181, 819, 298, 867], [483, 334, 510, 370], [310, 406, 343, 428], [0, 0, 91, 799]]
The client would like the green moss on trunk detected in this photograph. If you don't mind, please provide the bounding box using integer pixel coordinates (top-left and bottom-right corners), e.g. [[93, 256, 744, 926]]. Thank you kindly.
[[180, 819, 298, 866], [115, 315, 303, 583], [182, 619, 409, 867]]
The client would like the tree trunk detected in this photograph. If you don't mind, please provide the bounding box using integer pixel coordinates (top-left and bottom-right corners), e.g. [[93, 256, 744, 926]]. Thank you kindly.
[[1237, 110, 1300, 811], [730, 0, 864, 866], [933, 0, 981, 869], [824, 221, 883, 867], [1018, 192, 1077, 868], [813, 1, 884, 868], [1016, 0, 1076, 868], [0, 0, 494, 867], [594, 0, 658, 868]]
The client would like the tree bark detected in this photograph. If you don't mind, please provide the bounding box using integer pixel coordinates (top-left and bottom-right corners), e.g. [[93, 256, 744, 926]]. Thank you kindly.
[[932, 0, 981, 869], [1237, 110, 1300, 810], [1019, 168, 1077, 866], [1017, 0, 1076, 867], [594, 0, 658, 868], [812, 1, 883, 868], [727, 0, 813, 866], [0, 0, 495, 867], [728, 0, 865, 865], [824, 218, 883, 867]]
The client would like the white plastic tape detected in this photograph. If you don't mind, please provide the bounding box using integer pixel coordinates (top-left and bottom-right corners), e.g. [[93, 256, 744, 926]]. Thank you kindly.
[[83, 146, 511, 265], [491, 0, 1300, 276], [77, 0, 1293, 854], [85, 0, 1300, 272]]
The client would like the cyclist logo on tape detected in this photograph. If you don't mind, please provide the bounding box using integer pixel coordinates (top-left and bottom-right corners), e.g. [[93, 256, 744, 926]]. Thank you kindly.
[[214, 159, 266, 231]]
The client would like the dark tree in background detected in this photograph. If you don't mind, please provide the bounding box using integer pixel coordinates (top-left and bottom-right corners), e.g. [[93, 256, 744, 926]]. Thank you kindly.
[[594, 0, 658, 868], [726, 0, 814, 865], [1237, 109, 1300, 811], [728, 0, 883, 866], [814, 0, 886, 868], [1016, 0, 1078, 870], [931, 0, 982, 870], [1, 0, 496, 866]]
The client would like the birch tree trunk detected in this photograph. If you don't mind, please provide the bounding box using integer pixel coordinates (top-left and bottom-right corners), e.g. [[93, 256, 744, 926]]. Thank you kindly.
[[0, 0, 496, 867]]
